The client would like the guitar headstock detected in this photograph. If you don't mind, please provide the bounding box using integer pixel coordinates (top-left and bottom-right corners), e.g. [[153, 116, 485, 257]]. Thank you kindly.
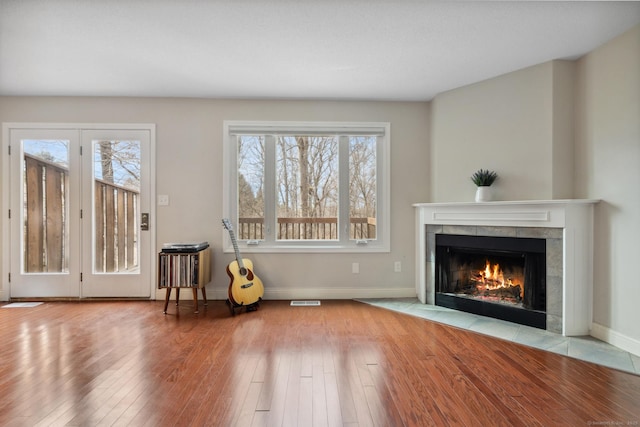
[[222, 218, 234, 231]]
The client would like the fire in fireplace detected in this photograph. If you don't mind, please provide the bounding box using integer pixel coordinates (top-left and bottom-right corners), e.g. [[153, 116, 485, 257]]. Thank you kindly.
[[458, 257, 525, 305], [435, 234, 546, 329]]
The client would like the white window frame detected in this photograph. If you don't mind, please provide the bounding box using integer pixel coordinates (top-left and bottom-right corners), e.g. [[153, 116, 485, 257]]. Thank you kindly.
[[222, 121, 390, 253]]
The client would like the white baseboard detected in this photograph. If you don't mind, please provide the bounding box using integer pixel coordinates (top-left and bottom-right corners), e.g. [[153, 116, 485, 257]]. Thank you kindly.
[[591, 322, 640, 357], [203, 286, 416, 301]]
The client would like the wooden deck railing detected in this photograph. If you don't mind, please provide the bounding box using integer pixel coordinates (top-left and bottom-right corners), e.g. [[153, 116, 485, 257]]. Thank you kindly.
[[23, 154, 139, 273], [238, 217, 376, 240]]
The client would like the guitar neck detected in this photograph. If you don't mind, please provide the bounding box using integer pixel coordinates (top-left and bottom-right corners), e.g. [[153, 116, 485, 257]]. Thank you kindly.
[[228, 228, 245, 270]]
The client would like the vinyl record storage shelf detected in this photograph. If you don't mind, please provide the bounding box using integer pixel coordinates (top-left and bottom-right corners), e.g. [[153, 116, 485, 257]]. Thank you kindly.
[[158, 247, 211, 314]]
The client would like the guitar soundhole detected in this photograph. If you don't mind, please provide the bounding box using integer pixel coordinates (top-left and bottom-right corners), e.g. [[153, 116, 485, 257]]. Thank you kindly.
[[239, 267, 248, 276]]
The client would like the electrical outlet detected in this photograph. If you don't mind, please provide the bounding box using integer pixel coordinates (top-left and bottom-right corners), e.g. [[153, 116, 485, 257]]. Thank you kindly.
[[352, 262, 359, 274], [394, 261, 401, 273], [158, 195, 170, 206]]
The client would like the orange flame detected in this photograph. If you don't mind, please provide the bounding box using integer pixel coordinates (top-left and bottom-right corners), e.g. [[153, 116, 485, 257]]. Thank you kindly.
[[480, 260, 506, 288], [476, 259, 522, 298]]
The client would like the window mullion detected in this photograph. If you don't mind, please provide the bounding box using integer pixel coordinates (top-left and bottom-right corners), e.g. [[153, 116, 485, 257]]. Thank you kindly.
[[377, 133, 389, 247], [338, 135, 350, 244], [263, 135, 276, 243]]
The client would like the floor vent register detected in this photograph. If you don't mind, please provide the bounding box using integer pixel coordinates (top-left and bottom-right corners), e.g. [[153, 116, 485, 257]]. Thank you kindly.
[[290, 300, 321, 306]]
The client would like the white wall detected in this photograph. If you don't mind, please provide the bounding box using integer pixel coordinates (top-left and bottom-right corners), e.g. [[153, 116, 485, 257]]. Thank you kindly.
[[0, 97, 430, 301], [574, 25, 640, 352]]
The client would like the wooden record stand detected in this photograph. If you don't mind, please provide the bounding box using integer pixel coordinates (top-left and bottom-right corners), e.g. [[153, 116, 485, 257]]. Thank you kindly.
[[158, 247, 211, 314]]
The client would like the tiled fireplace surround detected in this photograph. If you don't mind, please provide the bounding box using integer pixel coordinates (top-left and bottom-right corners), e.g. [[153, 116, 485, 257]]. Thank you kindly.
[[414, 200, 598, 336]]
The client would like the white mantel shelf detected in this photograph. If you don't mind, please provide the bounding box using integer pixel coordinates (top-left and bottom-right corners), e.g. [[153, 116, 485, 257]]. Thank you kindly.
[[414, 199, 600, 206], [413, 199, 600, 336], [413, 199, 600, 228]]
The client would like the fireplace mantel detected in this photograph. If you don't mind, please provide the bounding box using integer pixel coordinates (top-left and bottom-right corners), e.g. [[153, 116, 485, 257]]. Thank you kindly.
[[413, 199, 599, 336]]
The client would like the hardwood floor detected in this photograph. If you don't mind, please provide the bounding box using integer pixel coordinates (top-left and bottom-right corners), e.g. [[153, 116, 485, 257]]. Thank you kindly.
[[1, 299, 638, 426]]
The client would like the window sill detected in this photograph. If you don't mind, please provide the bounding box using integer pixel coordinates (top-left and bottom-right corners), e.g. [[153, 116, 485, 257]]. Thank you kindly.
[[223, 244, 390, 254]]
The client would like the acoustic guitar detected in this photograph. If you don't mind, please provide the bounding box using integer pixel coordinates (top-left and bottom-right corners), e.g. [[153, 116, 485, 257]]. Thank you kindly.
[[222, 219, 264, 309]]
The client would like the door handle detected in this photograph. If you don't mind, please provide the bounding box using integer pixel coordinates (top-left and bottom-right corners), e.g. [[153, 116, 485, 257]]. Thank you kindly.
[[141, 213, 149, 231]]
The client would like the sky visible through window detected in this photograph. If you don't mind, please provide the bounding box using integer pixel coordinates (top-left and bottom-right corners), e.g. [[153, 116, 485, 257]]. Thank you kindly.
[[23, 140, 69, 167], [22, 139, 141, 191]]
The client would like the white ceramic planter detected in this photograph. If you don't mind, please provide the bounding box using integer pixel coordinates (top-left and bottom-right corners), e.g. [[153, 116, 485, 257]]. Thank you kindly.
[[475, 186, 492, 202]]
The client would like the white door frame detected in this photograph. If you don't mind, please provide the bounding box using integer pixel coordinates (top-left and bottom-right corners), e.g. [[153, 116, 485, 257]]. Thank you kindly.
[[1, 123, 156, 300]]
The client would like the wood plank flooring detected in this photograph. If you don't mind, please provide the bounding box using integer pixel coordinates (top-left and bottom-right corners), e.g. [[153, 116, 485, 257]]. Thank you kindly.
[[0, 299, 639, 426]]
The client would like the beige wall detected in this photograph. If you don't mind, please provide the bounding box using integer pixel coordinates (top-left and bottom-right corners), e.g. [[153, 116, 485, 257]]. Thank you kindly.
[[574, 25, 640, 348], [0, 97, 430, 300], [551, 60, 576, 199], [430, 60, 577, 202]]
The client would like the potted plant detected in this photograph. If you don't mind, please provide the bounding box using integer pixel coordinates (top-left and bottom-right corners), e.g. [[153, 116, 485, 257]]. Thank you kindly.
[[471, 169, 498, 202]]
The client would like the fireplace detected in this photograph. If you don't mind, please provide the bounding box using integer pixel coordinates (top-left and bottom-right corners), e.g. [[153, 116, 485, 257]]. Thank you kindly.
[[435, 234, 546, 329], [414, 200, 598, 336]]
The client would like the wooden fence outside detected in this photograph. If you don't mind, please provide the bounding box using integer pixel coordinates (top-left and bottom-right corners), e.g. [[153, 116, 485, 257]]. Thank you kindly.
[[94, 179, 139, 273], [24, 155, 68, 272], [23, 154, 139, 273]]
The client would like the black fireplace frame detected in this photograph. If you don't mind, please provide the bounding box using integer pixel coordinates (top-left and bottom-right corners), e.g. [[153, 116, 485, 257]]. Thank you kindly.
[[435, 234, 547, 329]]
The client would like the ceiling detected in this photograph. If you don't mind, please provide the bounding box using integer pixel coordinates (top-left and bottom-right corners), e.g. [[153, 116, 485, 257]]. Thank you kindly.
[[1, 1, 639, 101]]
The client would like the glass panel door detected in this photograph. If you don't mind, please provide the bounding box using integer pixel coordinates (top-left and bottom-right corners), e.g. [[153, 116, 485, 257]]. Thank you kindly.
[[9, 129, 81, 297], [81, 130, 151, 297], [7, 125, 153, 299]]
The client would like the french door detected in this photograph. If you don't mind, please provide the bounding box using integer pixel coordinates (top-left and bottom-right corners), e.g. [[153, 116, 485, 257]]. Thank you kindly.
[[5, 124, 155, 298]]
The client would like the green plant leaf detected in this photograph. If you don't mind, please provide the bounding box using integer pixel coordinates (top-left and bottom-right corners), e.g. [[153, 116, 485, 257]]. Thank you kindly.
[[471, 169, 498, 186]]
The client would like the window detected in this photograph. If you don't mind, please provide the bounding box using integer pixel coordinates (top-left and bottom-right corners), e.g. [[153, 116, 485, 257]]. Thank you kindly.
[[223, 121, 390, 252]]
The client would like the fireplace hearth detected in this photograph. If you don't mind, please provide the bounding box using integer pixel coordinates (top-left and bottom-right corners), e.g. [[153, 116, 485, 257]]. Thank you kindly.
[[435, 234, 546, 329]]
